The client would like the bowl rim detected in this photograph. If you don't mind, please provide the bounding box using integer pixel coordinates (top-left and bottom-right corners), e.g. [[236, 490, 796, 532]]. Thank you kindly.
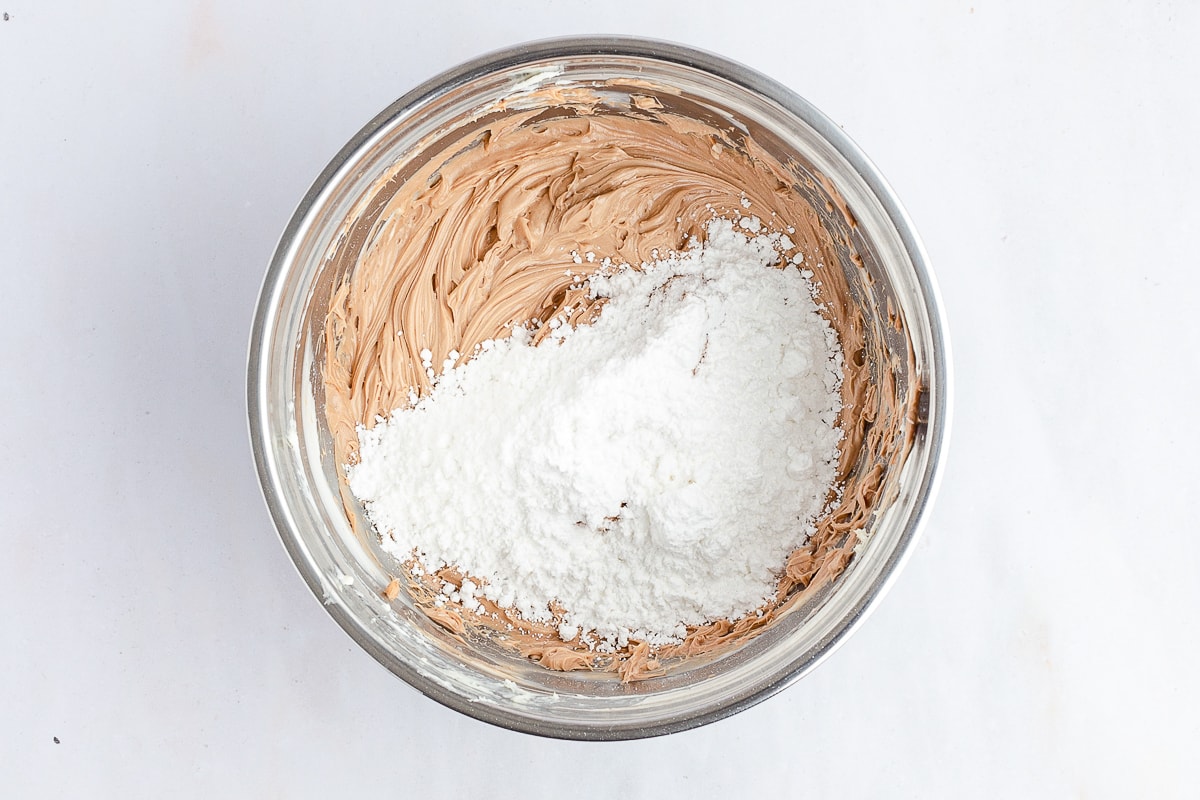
[[247, 34, 953, 740]]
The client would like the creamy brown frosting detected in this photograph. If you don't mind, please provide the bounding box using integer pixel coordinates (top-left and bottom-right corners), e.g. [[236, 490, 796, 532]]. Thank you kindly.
[[321, 84, 918, 680]]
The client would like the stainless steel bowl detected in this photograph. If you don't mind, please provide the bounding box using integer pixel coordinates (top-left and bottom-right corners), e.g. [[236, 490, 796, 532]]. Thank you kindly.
[[248, 36, 951, 739]]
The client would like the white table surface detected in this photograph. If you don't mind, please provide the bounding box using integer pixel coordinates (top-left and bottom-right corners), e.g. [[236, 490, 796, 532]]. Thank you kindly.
[[3, 1, 1196, 796]]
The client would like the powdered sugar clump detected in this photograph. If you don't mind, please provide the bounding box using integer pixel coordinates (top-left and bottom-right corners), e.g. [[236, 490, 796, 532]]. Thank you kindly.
[[349, 219, 844, 648]]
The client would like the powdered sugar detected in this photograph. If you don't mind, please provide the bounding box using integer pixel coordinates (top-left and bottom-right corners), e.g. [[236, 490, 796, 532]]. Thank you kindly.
[[349, 219, 844, 648]]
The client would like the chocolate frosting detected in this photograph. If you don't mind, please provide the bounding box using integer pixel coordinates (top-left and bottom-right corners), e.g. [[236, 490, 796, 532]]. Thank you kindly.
[[321, 85, 918, 680]]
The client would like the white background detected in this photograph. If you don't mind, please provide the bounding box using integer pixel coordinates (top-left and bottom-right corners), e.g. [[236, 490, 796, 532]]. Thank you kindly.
[[2, 1, 1196, 797]]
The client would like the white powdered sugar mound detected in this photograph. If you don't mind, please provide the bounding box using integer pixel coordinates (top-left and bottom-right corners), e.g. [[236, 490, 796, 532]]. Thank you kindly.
[[349, 218, 844, 648]]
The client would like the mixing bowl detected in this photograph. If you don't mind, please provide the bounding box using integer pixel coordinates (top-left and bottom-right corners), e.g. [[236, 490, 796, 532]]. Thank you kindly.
[[248, 36, 951, 739]]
